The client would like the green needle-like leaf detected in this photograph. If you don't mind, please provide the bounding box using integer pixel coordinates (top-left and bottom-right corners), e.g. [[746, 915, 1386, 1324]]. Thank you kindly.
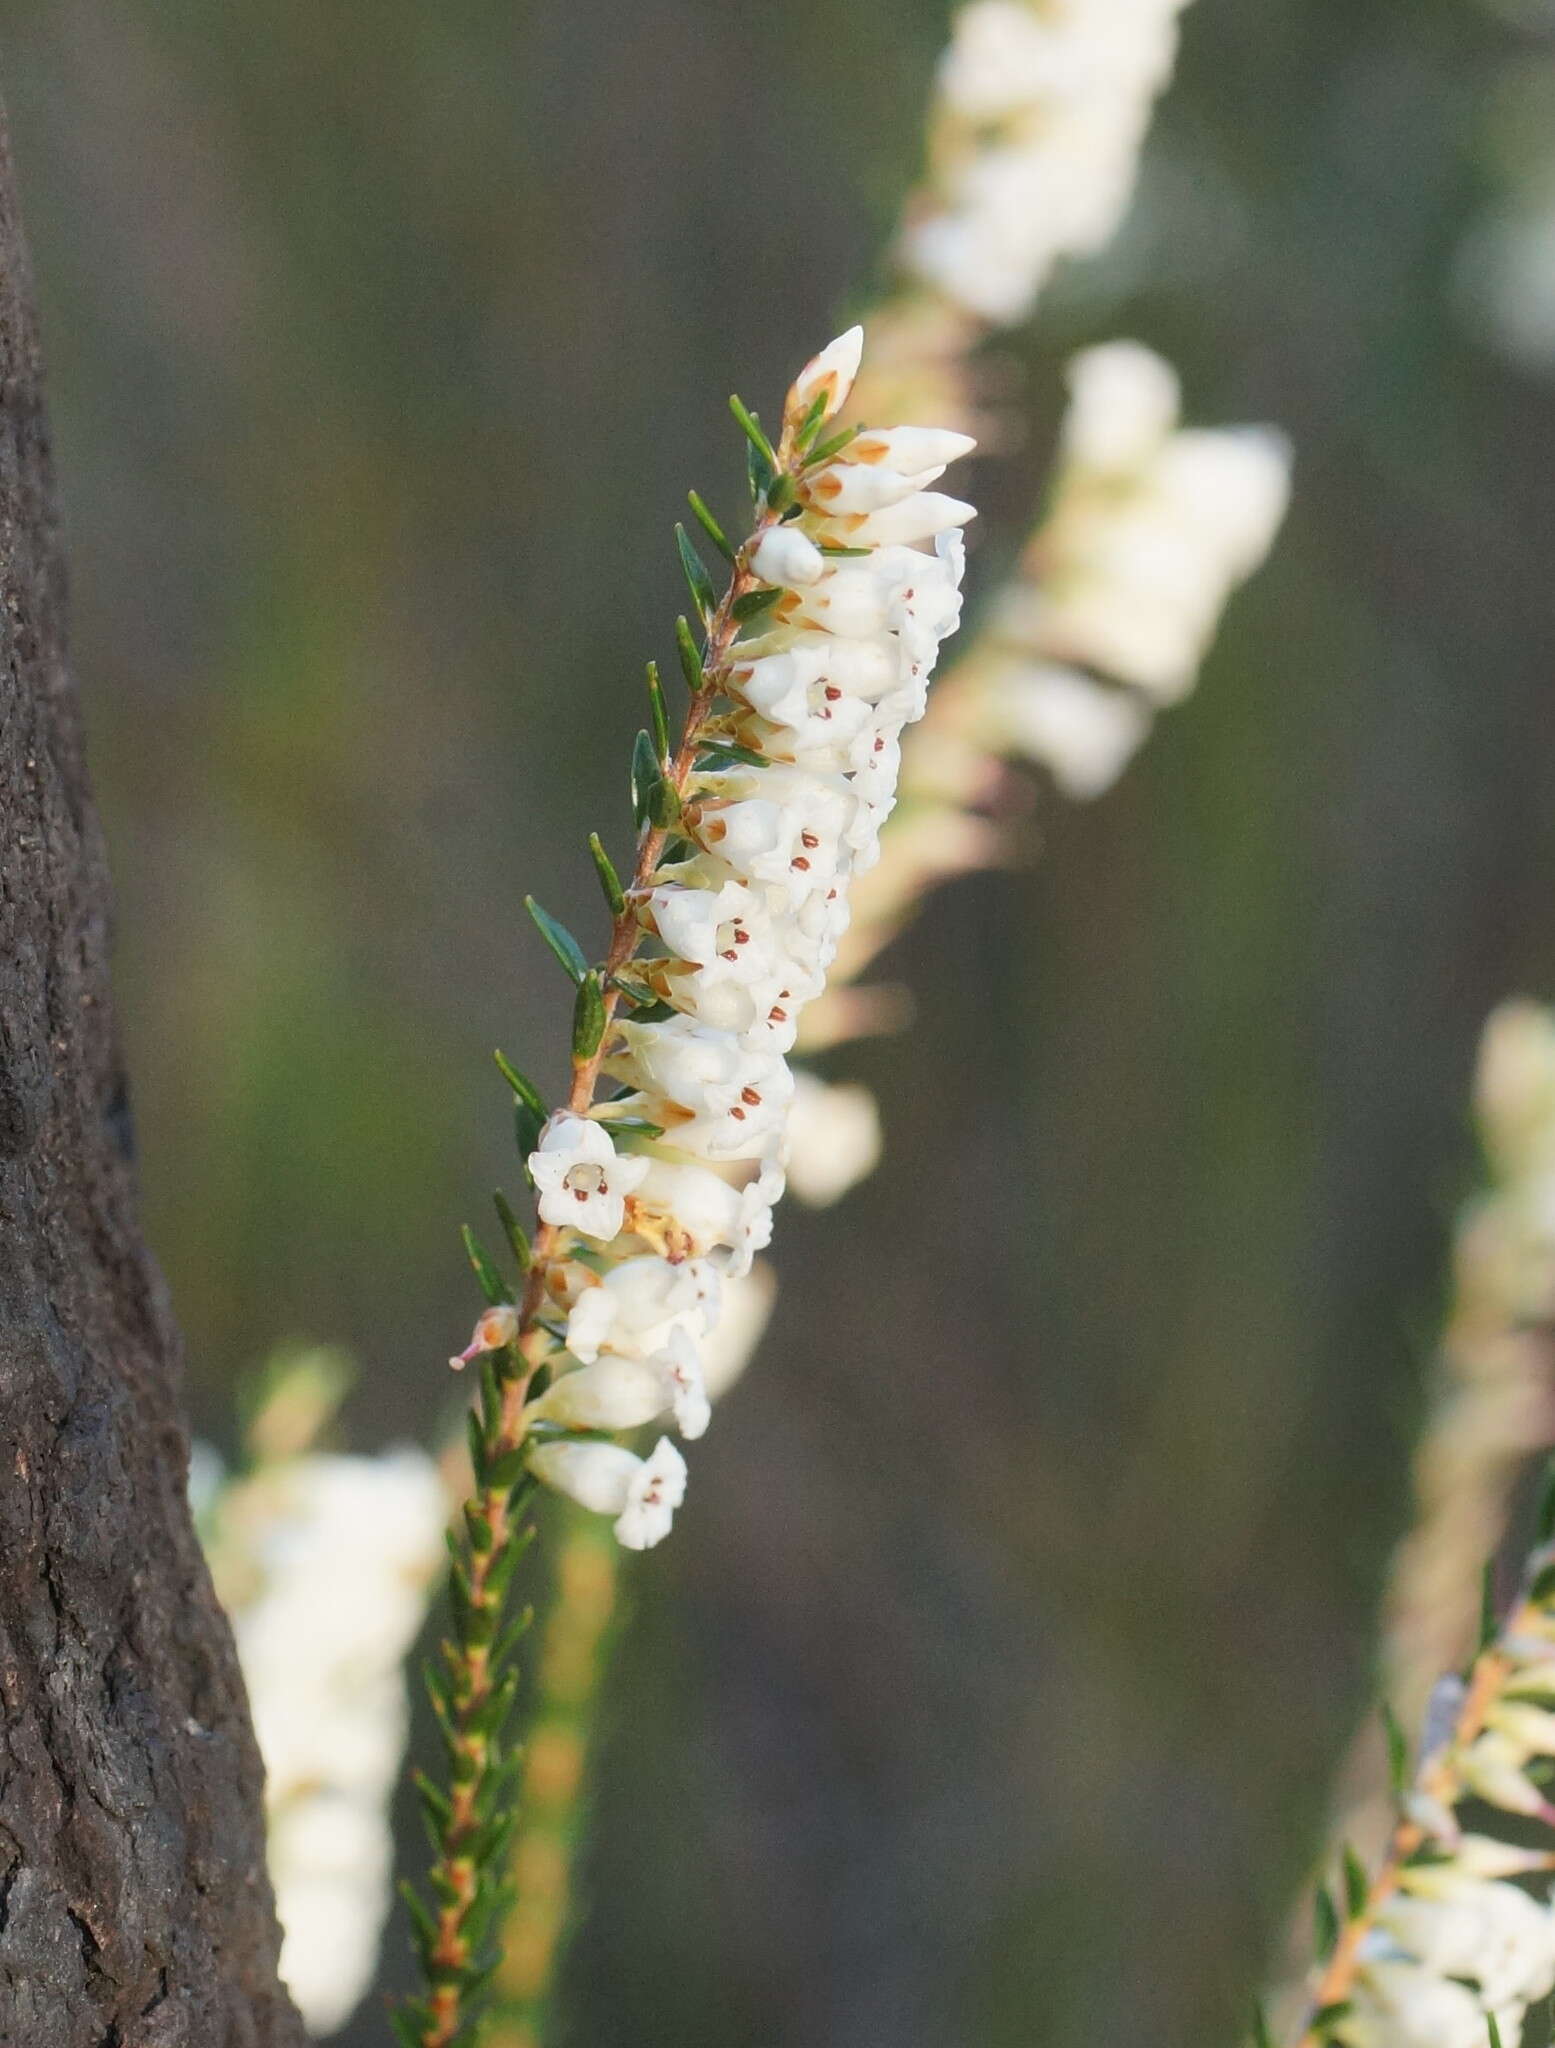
[[1539, 1457, 1555, 1544], [765, 472, 796, 513], [806, 422, 861, 467], [492, 1189, 532, 1271], [587, 831, 626, 917], [687, 488, 734, 561], [572, 970, 607, 1061], [793, 387, 830, 453], [1314, 1884, 1340, 1961], [732, 586, 782, 624], [1341, 1844, 1369, 1920], [675, 523, 718, 621], [646, 660, 671, 759], [513, 1095, 543, 1168], [524, 895, 589, 984], [728, 393, 777, 466], [697, 740, 769, 770], [492, 1049, 546, 1120], [461, 1225, 509, 1308], [675, 614, 703, 694], [746, 431, 775, 507], [631, 728, 659, 830]]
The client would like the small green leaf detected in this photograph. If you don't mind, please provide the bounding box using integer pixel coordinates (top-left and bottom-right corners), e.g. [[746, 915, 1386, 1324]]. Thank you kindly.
[[1249, 2000, 1273, 2048], [697, 740, 769, 770], [1341, 1844, 1369, 1920], [765, 472, 796, 513], [1381, 1700, 1410, 1798], [587, 831, 625, 918], [793, 387, 830, 454], [646, 660, 671, 759], [493, 1049, 546, 1119], [746, 431, 775, 507], [675, 614, 704, 694], [513, 1095, 543, 1167], [648, 774, 681, 830], [1313, 1885, 1339, 1961], [732, 586, 782, 624], [390, 2005, 431, 2048], [675, 524, 719, 622], [492, 1189, 532, 1272], [524, 896, 589, 984], [729, 393, 777, 466], [461, 1225, 508, 1308], [687, 489, 735, 562], [806, 422, 861, 468], [572, 970, 607, 1061], [818, 541, 870, 557], [412, 1768, 452, 1828], [1487, 2015, 1504, 2048], [632, 729, 659, 830], [596, 1113, 663, 1139]]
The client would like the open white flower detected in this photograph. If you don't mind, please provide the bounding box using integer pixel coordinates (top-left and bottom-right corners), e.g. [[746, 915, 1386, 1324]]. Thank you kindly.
[[530, 1437, 688, 1551], [528, 1112, 650, 1241]]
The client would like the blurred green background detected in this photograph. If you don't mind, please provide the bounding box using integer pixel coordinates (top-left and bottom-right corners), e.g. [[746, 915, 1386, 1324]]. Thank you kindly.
[[8, 0, 1555, 2042]]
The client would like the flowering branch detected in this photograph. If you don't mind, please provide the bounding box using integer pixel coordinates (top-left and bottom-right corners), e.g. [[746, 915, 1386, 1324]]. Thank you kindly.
[[394, 328, 975, 2047], [1273, 1506, 1555, 2048]]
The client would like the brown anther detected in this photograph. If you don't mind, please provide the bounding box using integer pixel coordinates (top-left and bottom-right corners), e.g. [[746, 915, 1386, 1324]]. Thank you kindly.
[[791, 856, 811, 871], [801, 830, 820, 847], [740, 1087, 761, 1105], [824, 686, 842, 702], [730, 1106, 747, 1121]]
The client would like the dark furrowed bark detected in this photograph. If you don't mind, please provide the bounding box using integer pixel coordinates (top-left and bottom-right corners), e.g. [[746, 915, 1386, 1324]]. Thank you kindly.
[[0, 93, 306, 2048]]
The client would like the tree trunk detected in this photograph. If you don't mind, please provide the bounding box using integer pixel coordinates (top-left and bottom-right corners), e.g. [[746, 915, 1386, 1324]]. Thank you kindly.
[[0, 96, 306, 2048]]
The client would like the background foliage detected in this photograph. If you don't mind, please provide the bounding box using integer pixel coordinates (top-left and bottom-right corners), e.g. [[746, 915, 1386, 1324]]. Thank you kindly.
[[7, 1, 1555, 2042]]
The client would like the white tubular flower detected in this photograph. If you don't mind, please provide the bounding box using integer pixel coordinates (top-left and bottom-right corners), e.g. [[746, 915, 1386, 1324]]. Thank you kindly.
[[531, 1438, 690, 1551], [654, 1323, 711, 1440], [626, 1156, 746, 1260], [1338, 1961, 1502, 2048], [978, 661, 1152, 799], [782, 1073, 883, 1208], [563, 1252, 720, 1364], [845, 425, 979, 475], [1061, 340, 1182, 473], [529, 1355, 676, 1433], [815, 491, 977, 550], [613, 1437, 689, 1550], [784, 324, 864, 427], [647, 878, 782, 989], [528, 1439, 646, 1515], [528, 1111, 650, 1241], [685, 765, 859, 904], [747, 525, 826, 588]]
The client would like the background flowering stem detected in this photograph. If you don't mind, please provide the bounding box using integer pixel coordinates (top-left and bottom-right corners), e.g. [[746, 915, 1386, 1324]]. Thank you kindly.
[[484, 1517, 622, 2048], [1278, 1520, 1555, 2048]]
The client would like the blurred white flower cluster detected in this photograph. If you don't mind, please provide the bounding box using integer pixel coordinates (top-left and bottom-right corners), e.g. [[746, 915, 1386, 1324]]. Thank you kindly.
[[453, 330, 974, 1549], [901, 0, 1193, 324], [199, 1353, 448, 2037], [1383, 1001, 1555, 1728], [963, 341, 1291, 798]]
